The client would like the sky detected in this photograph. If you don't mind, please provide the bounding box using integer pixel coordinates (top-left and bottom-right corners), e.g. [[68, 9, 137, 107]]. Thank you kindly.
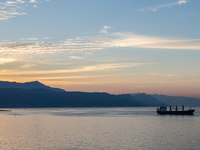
[[0, 0, 200, 98]]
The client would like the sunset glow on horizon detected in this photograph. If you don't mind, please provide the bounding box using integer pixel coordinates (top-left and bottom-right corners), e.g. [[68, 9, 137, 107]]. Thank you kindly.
[[0, 0, 200, 98]]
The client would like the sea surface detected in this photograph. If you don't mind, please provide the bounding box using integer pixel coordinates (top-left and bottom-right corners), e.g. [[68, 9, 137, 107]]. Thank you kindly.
[[0, 107, 200, 150]]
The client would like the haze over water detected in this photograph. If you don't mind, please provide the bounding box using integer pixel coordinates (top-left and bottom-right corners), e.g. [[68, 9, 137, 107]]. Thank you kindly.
[[0, 107, 200, 150]]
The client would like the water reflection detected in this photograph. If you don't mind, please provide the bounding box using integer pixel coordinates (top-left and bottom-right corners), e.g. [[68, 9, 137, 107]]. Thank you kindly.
[[0, 107, 200, 150], [5, 107, 158, 117]]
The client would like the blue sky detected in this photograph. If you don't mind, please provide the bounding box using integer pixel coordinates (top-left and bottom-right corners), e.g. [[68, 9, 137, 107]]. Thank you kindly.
[[0, 0, 200, 98]]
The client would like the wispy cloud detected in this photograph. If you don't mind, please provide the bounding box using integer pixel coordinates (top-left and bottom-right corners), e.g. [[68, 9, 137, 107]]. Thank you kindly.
[[62, 32, 200, 51], [0, 58, 16, 64], [20, 37, 40, 41], [0, 63, 149, 76], [29, 74, 120, 81], [1, 32, 200, 57], [150, 73, 180, 78], [0, 0, 48, 20], [0, 1, 26, 20], [99, 32, 200, 50], [140, 0, 188, 12], [20, 63, 36, 69], [29, 0, 37, 3], [0, 41, 61, 56], [69, 56, 83, 60], [100, 26, 111, 33]]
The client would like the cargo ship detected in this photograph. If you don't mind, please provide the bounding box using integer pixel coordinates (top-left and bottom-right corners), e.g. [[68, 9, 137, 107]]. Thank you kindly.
[[156, 105, 195, 115]]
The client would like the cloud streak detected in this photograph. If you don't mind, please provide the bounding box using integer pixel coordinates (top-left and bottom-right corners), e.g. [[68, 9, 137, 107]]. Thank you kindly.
[[0, 0, 48, 20], [0, 58, 16, 64], [62, 32, 200, 51], [140, 0, 188, 12], [150, 73, 180, 78], [101, 32, 200, 50], [1, 32, 200, 58], [0, 62, 149, 76]]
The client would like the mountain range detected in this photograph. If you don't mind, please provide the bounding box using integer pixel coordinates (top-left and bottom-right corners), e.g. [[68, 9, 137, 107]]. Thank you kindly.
[[0, 81, 200, 108]]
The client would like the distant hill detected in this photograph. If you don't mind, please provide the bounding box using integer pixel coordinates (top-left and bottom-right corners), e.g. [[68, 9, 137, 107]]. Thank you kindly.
[[152, 94, 200, 107], [0, 81, 141, 108], [0, 81, 200, 108], [131, 93, 162, 106], [0, 88, 142, 108], [0, 81, 65, 92]]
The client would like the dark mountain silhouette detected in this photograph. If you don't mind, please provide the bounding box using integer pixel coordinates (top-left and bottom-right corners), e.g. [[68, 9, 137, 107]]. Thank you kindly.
[[0, 88, 141, 108], [0, 81, 64, 92], [132, 93, 162, 106], [0, 81, 200, 108], [152, 94, 200, 106], [0, 81, 142, 107]]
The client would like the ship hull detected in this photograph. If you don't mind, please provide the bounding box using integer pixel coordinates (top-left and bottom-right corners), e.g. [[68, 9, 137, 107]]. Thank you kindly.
[[157, 109, 195, 115]]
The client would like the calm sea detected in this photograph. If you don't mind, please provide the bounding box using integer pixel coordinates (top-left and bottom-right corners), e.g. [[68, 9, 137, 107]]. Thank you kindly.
[[0, 107, 200, 150]]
